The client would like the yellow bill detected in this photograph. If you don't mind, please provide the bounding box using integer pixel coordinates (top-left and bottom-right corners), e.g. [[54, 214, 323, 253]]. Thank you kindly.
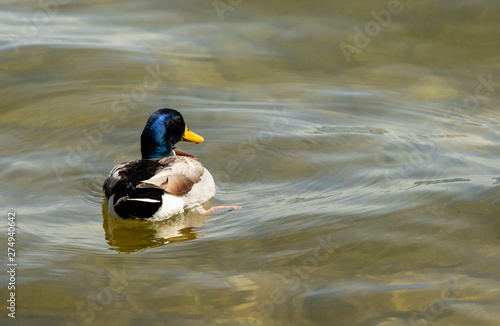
[[181, 126, 204, 143]]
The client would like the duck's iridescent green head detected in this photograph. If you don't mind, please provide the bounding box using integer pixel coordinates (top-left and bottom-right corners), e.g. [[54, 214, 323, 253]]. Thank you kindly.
[[141, 108, 204, 159]]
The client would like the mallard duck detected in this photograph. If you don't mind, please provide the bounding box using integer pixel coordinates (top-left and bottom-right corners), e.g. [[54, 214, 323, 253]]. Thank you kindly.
[[103, 108, 239, 220]]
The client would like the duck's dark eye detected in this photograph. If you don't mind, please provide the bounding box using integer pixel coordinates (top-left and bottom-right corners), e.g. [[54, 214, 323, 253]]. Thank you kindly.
[[174, 116, 181, 123]]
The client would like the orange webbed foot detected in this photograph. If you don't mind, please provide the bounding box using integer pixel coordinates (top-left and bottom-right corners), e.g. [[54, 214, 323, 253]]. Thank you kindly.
[[198, 205, 242, 215]]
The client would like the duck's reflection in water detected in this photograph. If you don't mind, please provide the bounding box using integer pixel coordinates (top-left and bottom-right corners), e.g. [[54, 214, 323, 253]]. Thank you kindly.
[[102, 201, 211, 253]]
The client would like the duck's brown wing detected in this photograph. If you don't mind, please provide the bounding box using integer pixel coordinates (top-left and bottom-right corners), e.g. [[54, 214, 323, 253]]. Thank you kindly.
[[135, 156, 205, 196]]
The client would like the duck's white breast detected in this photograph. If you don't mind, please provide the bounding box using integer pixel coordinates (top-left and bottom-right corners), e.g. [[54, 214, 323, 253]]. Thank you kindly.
[[182, 168, 216, 208], [150, 168, 216, 221], [150, 195, 184, 221]]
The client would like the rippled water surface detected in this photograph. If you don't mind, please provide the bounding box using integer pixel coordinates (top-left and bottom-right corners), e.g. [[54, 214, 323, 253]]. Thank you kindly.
[[1, 0, 500, 325]]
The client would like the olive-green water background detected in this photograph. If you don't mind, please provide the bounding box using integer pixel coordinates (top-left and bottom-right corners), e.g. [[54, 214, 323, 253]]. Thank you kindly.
[[1, 0, 500, 325]]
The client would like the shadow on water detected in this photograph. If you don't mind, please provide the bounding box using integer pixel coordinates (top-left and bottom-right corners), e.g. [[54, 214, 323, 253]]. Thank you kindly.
[[102, 200, 212, 253]]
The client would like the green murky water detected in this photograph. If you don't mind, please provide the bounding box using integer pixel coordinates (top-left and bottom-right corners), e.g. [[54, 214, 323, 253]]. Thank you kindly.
[[1, 0, 500, 325]]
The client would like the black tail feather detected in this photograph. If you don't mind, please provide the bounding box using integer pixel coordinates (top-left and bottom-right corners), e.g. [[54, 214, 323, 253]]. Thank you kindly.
[[113, 188, 163, 219]]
